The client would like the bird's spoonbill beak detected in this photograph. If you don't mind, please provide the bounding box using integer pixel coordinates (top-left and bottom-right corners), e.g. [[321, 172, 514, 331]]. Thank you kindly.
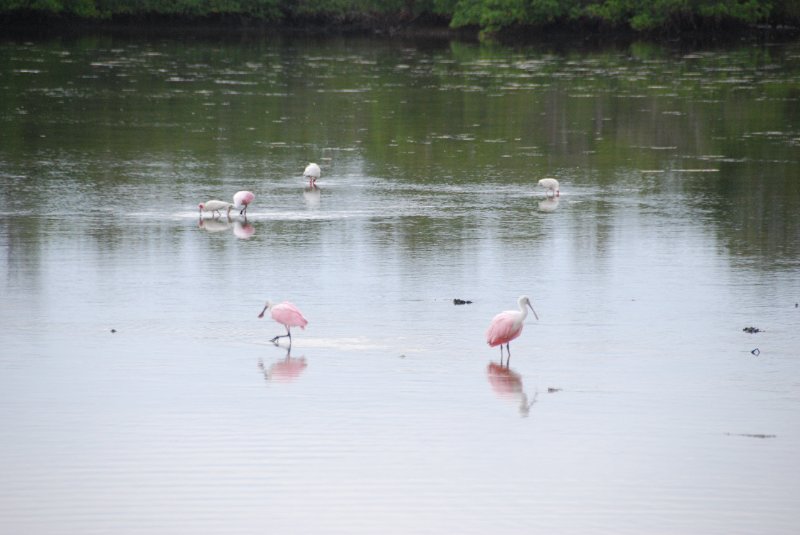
[[528, 302, 539, 321], [258, 304, 269, 319]]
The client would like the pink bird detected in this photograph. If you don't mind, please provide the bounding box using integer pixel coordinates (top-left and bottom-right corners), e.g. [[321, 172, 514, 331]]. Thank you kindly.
[[303, 163, 321, 184], [538, 178, 560, 197], [486, 295, 538, 364], [258, 300, 308, 345], [233, 190, 255, 216]]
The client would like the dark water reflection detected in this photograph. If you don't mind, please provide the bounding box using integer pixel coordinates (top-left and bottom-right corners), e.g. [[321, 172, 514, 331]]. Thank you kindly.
[[1, 33, 799, 534]]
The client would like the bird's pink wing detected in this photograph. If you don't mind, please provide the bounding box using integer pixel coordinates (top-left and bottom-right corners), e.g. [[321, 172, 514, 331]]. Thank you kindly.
[[485, 311, 522, 346], [271, 302, 308, 329], [234, 191, 254, 206]]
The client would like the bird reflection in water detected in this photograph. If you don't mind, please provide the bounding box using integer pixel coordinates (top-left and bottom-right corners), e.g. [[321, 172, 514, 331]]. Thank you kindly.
[[487, 362, 538, 417], [538, 196, 559, 212], [258, 347, 308, 383], [303, 184, 321, 209], [198, 216, 231, 232], [233, 219, 255, 239], [198, 216, 255, 240]]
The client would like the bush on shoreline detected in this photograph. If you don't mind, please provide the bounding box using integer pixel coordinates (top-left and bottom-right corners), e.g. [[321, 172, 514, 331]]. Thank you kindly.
[[0, 0, 797, 36]]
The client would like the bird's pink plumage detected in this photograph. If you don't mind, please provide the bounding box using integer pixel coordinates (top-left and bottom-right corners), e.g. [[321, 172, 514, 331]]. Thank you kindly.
[[271, 302, 308, 329], [486, 311, 524, 347], [234, 190, 254, 206]]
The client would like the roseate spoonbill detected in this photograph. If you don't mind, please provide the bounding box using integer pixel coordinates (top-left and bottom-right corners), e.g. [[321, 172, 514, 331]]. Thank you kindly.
[[258, 300, 308, 345], [486, 295, 539, 364], [304, 163, 321, 184], [198, 200, 233, 218], [538, 178, 560, 197], [233, 190, 255, 216]]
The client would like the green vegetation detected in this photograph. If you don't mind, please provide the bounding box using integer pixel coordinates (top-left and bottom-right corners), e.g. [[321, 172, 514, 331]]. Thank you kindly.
[[1, 0, 798, 34]]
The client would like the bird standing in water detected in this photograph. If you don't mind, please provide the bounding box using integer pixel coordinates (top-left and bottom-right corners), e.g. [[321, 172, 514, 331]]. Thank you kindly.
[[304, 163, 321, 185], [258, 301, 308, 346], [538, 178, 560, 197], [198, 200, 233, 218], [233, 190, 255, 216], [486, 295, 539, 365]]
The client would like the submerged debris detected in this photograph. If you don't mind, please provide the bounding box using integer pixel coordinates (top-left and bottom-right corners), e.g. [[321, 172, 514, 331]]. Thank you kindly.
[[110, 329, 116, 333], [751, 348, 760, 356], [742, 326, 762, 333], [547, 387, 562, 393], [453, 298, 473, 305]]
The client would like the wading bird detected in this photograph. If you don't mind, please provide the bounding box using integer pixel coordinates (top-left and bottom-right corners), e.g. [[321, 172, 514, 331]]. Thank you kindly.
[[486, 295, 538, 365], [233, 190, 255, 216], [258, 300, 308, 345], [304, 163, 321, 184], [198, 200, 233, 218], [538, 178, 560, 197]]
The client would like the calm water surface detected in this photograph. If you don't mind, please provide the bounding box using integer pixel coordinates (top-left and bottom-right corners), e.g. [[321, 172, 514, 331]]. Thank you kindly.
[[1, 33, 799, 534]]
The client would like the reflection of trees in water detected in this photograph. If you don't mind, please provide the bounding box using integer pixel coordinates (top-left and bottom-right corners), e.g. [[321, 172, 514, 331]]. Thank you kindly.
[[365, 44, 799, 181], [2, 39, 797, 273], [371, 214, 480, 255], [685, 163, 800, 269]]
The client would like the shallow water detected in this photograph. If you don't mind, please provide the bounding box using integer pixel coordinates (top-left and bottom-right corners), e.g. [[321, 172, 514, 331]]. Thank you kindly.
[[1, 33, 799, 534]]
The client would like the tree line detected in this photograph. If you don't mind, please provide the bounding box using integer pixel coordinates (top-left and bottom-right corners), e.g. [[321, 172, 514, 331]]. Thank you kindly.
[[1, 0, 798, 35]]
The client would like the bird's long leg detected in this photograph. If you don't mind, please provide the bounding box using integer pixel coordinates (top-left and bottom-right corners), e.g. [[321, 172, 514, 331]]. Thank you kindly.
[[505, 344, 511, 367], [270, 327, 292, 345], [240, 206, 246, 216]]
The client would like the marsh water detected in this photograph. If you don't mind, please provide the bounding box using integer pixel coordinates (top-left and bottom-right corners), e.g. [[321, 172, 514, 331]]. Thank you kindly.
[[1, 32, 799, 534]]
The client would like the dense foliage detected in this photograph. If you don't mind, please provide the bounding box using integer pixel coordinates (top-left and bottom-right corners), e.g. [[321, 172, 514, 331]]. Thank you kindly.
[[1, 0, 798, 33]]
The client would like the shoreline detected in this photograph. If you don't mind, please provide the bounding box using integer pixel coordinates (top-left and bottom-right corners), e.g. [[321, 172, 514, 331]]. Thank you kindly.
[[1, 11, 798, 45]]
